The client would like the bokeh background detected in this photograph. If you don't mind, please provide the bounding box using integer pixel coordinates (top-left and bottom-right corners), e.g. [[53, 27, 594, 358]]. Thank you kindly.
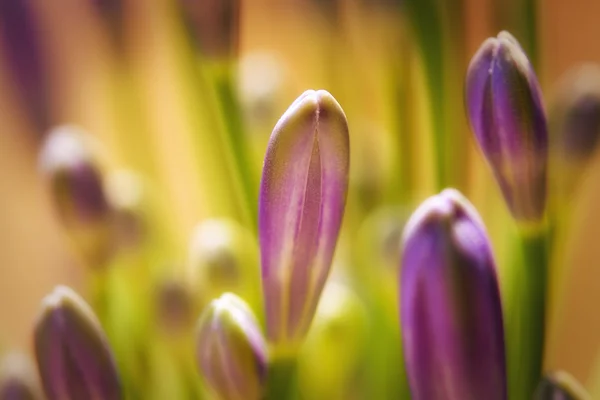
[[1, 0, 600, 394]]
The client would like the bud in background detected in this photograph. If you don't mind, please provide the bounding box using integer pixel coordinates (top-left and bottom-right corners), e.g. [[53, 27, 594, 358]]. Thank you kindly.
[[106, 170, 147, 251], [196, 293, 267, 400], [34, 286, 122, 400], [534, 371, 591, 400], [0, 0, 48, 131], [549, 65, 600, 200], [187, 218, 260, 311], [259, 90, 350, 350], [154, 276, 194, 336], [466, 31, 548, 225], [178, 0, 240, 59], [0, 352, 42, 400], [400, 189, 506, 400], [298, 280, 367, 400], [39, 126, 113, 268]]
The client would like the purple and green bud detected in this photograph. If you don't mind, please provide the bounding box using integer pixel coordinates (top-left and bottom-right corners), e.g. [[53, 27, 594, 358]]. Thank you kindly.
[[259, 89, 350, 349], [400, 189, 506, 400], [33, 286, 122, 400], [534, 371, 591, 400], [39, 126, 113, 267], [196, 293, 267, 400], [466, 31, 548, 224], [0, 352, 43, 400]]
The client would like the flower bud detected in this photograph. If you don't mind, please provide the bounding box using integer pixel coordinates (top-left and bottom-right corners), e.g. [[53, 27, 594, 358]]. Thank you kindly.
[[0, 352, 42, 400], [33, 286, 122, 400], [534, 371, 591, 400], [39, 126, 113, 267], [550, 65, 600, 163], [154, 276, 194, 335], [259, 90, 350, 349], [400, 189, 506, 400], [196, 293, 267, 400], [187, 218, 260, 309], [466, 31, 548, 224]]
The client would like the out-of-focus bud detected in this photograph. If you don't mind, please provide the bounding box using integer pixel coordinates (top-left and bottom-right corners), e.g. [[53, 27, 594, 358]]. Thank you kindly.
[[196, 293, 267, 400], [154, 276, 194, 335], [34, 286, 122, 400], [238, 52, 286, 127], [106, 170, 147, 250], [187, 218, 260, 310], [0, 352, 43, 400], [400, 189, 506, 400], [534, 371, 591, 400], [550, 65, 600, 163], [298, 280, 367, 399], [178, 0, 240, 59], [466, 31, 548, 224], [0, 1, 48, 131], [39, 126, 113, 268], [259, 90, 350, 350]]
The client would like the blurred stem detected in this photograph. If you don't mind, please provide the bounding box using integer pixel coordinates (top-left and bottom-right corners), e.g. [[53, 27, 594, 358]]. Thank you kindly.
[[265, 356, 297, 400], [403, 0, 446, 190], [507, 228, 548, 400], [206, 61, 257, 226]]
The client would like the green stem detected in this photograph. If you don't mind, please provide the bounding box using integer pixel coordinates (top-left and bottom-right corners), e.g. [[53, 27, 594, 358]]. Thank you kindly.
[[507, 229, 548, 400], [210, 64, 257, 226], [264, 356, 298, 400]]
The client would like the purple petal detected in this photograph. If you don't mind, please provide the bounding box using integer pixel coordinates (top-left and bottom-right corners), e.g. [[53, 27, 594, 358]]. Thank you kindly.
[[34, 286, 122, 400], [259, 90, 349, 347], [465, 31, 548, 223], [196, 293, 267, 400], [400, 189, 506, 400]]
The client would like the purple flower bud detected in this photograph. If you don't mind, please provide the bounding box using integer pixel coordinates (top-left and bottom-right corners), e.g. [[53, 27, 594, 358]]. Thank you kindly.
[[534, 371, 591, 400], [0, 352, 43, 400], [259, 90, 350, 349], [39, 126, 113, 267], [466, 31, 548, 223], [33, 286, 122, 400], [400, 189, 506, 400], [196, 293, 267, 400]]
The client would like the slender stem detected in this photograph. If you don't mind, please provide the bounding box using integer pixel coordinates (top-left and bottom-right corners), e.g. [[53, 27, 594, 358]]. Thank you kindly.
[[507, 229, 548, 400], [264, 356, 298, 400], [210, 64, 257, 226]]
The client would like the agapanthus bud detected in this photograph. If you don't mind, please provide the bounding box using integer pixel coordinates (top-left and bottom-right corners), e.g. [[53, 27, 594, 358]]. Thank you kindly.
[[259, 90, 350, 349], [0, 352, 42, 400], [34, 286, 122, 400], [534, 371, 591, 400], [196, 293, 267, 400], [400, 189, 506, 400], [466, 31, 548, 224], [39, 126, 112, 267], [187, 218, 260, 309]]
